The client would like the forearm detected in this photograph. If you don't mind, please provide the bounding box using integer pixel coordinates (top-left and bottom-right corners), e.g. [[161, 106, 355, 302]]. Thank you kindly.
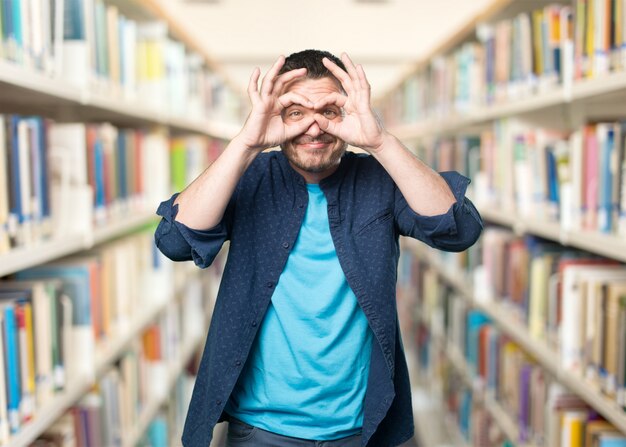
[[371, 133, 456, 216], [174, 136, 257, 230]]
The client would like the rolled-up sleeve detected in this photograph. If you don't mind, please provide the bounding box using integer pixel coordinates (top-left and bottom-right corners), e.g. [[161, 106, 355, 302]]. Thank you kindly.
[[154, 192, 232, 268], [394, 171, 483, 252]]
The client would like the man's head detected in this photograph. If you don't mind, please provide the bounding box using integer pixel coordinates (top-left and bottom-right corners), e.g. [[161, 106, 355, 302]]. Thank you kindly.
[[279, 50, 348, 183], [278, 50, 346, 89]]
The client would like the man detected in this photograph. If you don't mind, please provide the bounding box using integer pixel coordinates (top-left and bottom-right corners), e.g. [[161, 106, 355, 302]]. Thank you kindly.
[[155, 50, 483, 447]]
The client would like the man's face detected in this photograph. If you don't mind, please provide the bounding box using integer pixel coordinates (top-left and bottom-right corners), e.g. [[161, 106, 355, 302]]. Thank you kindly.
[[280, 77, 347, 180]]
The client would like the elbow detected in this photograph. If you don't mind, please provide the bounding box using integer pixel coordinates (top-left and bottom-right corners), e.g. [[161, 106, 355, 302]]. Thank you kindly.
[[448, 203, 483, 251], [450, 216, 483, 252], [154, 233, 193, 263], [432, 201, 484, 252], [154, 219, 193, 262]]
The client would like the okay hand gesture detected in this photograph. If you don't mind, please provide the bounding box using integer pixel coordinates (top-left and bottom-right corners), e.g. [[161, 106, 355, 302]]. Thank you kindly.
[[237, 56, 316, 151], [313, 53, 387, 153]]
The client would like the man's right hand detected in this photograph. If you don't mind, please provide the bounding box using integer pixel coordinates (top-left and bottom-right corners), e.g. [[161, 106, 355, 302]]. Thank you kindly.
[[235, 56, 315, 151]]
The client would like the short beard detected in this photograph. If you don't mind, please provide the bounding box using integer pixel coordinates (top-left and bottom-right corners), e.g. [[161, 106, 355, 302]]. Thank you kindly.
[[280, 138, 347, 174]]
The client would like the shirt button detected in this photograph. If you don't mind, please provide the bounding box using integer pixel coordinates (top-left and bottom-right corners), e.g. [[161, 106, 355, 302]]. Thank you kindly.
[[282, 242, 289, 249], [235, 360, 242, 366], [216, 399, 222, 406], [252, 321, 257, 327], [298, 203, 304, 209], [266, 281, 274, 288]]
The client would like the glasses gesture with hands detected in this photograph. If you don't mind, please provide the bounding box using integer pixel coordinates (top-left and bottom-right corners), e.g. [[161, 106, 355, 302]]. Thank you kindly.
[[237, 56, 318, 152]]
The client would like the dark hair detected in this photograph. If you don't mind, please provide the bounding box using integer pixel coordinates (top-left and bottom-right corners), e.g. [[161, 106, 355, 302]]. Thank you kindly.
[[278, 49, 346, 80]]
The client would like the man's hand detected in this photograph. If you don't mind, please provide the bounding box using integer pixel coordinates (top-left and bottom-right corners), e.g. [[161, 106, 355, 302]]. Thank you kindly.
[[313, 53, 388, 154], [236, 56, 317, 151]]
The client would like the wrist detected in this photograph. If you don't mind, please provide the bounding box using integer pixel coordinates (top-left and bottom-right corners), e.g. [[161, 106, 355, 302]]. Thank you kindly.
[[367, 131, 394, 155], [231, 133, 265, 153], [227, 135, 263, 165]]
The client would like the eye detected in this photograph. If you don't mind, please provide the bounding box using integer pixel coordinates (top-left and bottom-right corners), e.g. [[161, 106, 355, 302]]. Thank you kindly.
[[323, 109, 338, 118], [287, 110, 303, 120]]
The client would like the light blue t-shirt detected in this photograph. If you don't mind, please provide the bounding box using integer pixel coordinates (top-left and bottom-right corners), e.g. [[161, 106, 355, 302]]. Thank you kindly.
[[225, 184, 374, 440]]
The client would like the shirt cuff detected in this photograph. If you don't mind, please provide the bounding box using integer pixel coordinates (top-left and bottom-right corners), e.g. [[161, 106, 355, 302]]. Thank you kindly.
[[405, 171, 472, 238], [155, 193, 228, 268]]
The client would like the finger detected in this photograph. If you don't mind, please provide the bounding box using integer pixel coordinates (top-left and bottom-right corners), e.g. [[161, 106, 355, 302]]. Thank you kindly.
[[284, 116, 316, 139], [271, 68, 308, 95], [314, 92, 347, 110], [278, 92, 314, 109], [341, 53, 360, 83], [322, 57, 353, 93], [356, 64, 371, 92], [314, 113, 340, 137], [260, 55, 285, 96], [248, 67, 261, 104]]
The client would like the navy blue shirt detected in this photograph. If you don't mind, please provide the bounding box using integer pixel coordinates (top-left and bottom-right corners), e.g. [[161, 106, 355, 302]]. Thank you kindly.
[[154, 150, 483, 447]]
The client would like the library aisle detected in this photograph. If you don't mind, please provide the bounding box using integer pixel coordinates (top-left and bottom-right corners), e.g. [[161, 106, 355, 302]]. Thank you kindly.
[[3, 0, 626, 446]]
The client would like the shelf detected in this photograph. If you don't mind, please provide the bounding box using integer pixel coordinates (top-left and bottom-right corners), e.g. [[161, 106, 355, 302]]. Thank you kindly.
[[0, 210, 158, 278], [478, 207, 626, 262], [414, 245, 626, 436], [411, 386, 469, 447], [0, 60, 239, 140], [0, 235, 87, 279], [123, 331, 205, 447], [389, 71, 626, 140], [8, 283, 179, 447], [137, 0, 244, 99], [446, 342, 533, 447], [92, 211, 158, 246]]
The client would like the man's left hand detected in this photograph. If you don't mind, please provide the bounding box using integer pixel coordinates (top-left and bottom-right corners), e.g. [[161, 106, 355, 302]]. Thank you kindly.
[[313, 53, 388, 154]]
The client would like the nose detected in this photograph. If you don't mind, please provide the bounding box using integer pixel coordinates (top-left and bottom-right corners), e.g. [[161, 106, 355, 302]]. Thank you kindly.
[[304, 120, 324, 137]]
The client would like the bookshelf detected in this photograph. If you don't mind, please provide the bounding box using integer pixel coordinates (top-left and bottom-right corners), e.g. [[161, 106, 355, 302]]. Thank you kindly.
[[7, 273, 178, 447], [122, 313, 207, 447], [445, 341, 535, 447], [0, 212, 158, 279], [380, 0, 626, 444], [0, 0, 243, 444], [0, 53, 241, 139], [411, 240, 626, 441], [388, 71, 626, 141]]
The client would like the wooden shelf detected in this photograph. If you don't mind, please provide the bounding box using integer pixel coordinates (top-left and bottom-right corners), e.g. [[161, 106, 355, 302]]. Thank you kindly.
[[0, 235, 87, 279], [92, 211, 158, 246], [8, 282, 180, 447], [478, 207, 626, 262], [0, 211, 158, 278], [415, 245, 626, 435], [411, 385, 470, 447], [123, 331, 204, 447], [389, 71, 626, 140], [446, 340, 533, 447], [0, 60, 239, 140]]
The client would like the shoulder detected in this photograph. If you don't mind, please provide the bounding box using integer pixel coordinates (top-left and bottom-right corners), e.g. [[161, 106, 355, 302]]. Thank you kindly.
[[240, 150, 283, 179], [343, 151, 392, 182]]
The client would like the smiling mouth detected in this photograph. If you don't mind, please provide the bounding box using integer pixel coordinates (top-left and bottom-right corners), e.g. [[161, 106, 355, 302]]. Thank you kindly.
[[299, 142, 329, 149]]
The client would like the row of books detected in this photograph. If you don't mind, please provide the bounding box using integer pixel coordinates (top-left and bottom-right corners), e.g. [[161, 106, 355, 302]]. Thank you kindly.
[[32, 311, 201, 447], [0, 114, 226, 253], [407, 254, 626, 447], [0, 228, 174, 440], [0, 229, 224, 445], [478, 226, 626, 404], [411, 119, 626, 237], [0, 0, 243, 123], [381, 0, 626, 124]]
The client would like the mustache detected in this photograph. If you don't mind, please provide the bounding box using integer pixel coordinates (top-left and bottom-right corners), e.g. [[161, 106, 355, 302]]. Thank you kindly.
[[294, 135, 335, 144]]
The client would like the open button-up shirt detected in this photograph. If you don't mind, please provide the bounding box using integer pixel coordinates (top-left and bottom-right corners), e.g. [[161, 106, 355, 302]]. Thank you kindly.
[[154, 150, 483, 447]]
